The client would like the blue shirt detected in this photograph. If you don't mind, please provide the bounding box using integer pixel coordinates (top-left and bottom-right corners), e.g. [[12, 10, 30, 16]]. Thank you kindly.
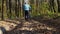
[[23, 4, 31, 11]]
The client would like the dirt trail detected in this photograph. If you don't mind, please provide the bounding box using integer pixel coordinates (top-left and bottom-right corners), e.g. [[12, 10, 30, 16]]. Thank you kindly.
[[0, 19, 58, 34]]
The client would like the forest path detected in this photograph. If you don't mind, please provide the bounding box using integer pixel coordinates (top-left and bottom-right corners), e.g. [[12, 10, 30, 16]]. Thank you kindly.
[[0, 18, 58, 34]]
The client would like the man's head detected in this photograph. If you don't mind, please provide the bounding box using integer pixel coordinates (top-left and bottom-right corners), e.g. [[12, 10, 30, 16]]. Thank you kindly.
[[24, 2, 29, 4], [25, 3, 27, 4]]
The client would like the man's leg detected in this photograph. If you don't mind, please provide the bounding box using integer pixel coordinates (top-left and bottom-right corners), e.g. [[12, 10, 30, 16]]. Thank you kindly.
[[27, 11, 31, 20], [27, 11, 30, 19], [25, 11, 28, 20]]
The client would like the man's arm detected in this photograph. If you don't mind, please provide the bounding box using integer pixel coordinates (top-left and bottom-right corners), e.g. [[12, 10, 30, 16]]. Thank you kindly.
[[29, 5, 32, 11]]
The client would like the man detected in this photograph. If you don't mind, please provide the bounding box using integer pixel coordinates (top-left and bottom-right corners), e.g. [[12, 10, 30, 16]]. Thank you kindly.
[[23, 3, 31, 20]]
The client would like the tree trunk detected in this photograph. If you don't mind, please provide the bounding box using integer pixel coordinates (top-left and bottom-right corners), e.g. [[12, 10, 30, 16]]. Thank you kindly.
[[57, 0, 60, 12], [49, 0, 55, 12], [1, 0, 4, 20], [9, 0, 12, 19], [15, 0, 18, 18]]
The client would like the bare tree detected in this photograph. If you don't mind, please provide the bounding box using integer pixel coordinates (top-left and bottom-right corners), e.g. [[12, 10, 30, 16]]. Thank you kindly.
[[9, 0, 12, 19], [1, 0, 4, 20], [15, 0, 18, 18], [49, 0, 56, 12], [57, 0, 60, 12]]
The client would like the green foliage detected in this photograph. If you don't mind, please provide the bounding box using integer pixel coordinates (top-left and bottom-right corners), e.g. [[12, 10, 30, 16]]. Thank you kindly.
[[0, 0, 60, 20]]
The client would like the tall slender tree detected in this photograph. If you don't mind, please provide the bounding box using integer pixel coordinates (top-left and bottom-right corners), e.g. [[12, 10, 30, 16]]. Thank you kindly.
[[18, 0, 20, 18], [57, 0, 60, 12], [6, 0, 9, 19], [15, 0, 18, 18], [1, 0, 4, 20], [9, 0, 12, 19], [49, 0, 55, 12]]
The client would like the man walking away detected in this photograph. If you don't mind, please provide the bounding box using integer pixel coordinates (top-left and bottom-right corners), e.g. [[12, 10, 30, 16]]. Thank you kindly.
[[23, 3, 31, 20]]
